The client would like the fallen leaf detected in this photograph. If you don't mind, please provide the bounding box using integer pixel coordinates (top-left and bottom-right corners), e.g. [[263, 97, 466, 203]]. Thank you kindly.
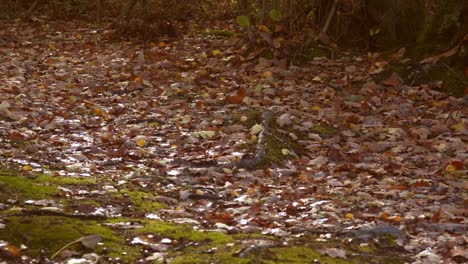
[[0, 245, 21, 258], [136, 138, 146, 147], [276, 113, 292, 127], [318, 248, 347, 259], [250, 124, 263, 135], [308, 156, 328, 166], [381, 72, 402, 86], [445, 160, 464, 172], [80, 234, 102, 249], [22, 165, 32, 171], [193, 130, 216, 139], [227, 87, 247, 104]]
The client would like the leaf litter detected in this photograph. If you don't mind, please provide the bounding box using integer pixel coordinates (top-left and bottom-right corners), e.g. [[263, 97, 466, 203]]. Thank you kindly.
[[0, 18, 467, 263]]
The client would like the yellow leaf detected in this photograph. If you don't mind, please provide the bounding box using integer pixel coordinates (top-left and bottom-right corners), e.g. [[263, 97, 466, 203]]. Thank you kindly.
[[75, 33, 83, 39], [379, 211, 390, 220], [223, 168, 233, 174], [312, 76, 322, 82], [212, 49, 222, 56], [48, 43, 57, 51], [250, 124, 263, 135], [92, 106, 104, 116], [193, 130, 216, 139], [450, 122, 465, 131], [159, 42, 166, 48], [297, 173, 309, 183], [281, 149, 290, 155], [262, 71, 273, 79], [445, 164, 457, 172], [22, 165, 32, 171], [137, 138, 146, 147], [345, 213, 354, 220], [311, 105, 321, 111], [258, 25, 271, 32]]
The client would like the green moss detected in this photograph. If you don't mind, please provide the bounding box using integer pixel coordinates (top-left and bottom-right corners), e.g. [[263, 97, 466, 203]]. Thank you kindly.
[[0, 174, 58, 200], [378, 59, 467, 97], [0, 216, 138, 261], [0, 170, 97, 201], [132, 220, 234, 244], [417, 0, 468, 46], [203, 29, 237, 37], [230, 109, 261, 127], [266, 246, 349, 263], [260, 134, 293, 166], [413, 63, 466, 96], [34, 175, 96, 186], [0, 214, 409, 263], [311, 124, 338, 135], [110, 218, 241, 263], [230, 110, 314, 168], [170, 244, 247, 264], [117, 189, 165, 213], [290, 46, 335, 66]]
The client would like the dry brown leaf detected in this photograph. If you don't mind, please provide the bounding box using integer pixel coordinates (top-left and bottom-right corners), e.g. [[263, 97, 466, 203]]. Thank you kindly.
[[381, 72, 402, 86]]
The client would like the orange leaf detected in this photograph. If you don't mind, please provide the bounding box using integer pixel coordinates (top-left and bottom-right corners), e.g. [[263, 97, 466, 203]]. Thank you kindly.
[[379, 211, 390, 221], [227, 87, 247, 104], [388, 184, 408, 190], [445, 164, 457, 172], [297, 173, 309, 183], [1, 245, 21, 258], [258, 25, 271, 32], [92, 106, 105, 116], [445, 159, 464, 172], [274, 24, 283, 33], [237, 87, 247, 97]]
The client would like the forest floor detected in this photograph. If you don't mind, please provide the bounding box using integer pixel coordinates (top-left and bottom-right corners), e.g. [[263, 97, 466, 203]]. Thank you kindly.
[[0, 18, 467, 263]]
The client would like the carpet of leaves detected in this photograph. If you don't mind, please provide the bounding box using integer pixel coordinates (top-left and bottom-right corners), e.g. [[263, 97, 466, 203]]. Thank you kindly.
[[0, 18, 467, 263]]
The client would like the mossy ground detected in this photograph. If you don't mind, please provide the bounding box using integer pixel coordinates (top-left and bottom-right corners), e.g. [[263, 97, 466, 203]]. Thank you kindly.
[[1, 215, 131, 259], [233, 109, 337, 166], [114, 189, 165, 214], [290, 45, 338, 66], [376, 59, 467, 97], [0, 167, 409, 263], [202, 29, 237, 38], [229, 109, 338, 168]]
